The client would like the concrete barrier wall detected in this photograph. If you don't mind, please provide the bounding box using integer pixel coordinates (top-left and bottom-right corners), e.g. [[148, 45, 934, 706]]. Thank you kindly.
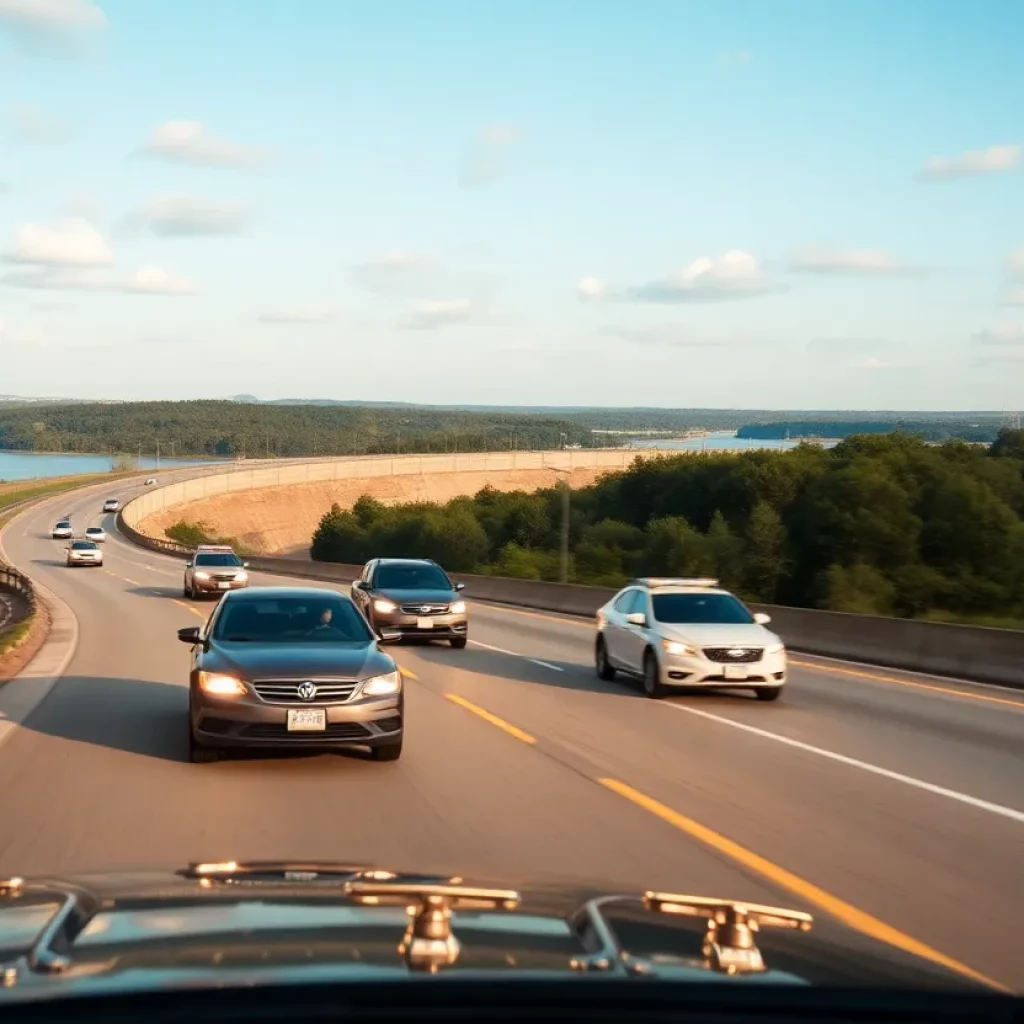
[[121, 449, 657, 530]]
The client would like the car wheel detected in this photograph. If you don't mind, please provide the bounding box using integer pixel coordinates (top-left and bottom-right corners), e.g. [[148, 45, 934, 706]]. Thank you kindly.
[[188, 725, 219, 763], [183, 580, 189, 597], [371, 738, 403, 762], [449, 636, 467, 649], [754, 687, 782, 702], [595, 636, 617, 681], [643, 650, 667, 699]]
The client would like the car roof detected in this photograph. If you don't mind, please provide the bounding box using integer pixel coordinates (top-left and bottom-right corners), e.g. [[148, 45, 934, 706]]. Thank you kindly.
[[625, 578, 730, 596], [224, 587, 349, 602], [196, 544, 235, 552], [374, 557, 440, 567]]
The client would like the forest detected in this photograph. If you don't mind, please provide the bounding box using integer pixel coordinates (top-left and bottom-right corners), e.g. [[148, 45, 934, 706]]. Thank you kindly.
[[310, 430, 1024, 626], [0, 401, 591, 457]]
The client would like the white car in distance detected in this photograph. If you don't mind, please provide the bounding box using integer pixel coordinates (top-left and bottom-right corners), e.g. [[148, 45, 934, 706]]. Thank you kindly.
[[103, 499, 120, 513], [66, 540, 103, 567], [85, 526, 106, 544], [52, 520, 73, 540], [595, 578, 787, 701]]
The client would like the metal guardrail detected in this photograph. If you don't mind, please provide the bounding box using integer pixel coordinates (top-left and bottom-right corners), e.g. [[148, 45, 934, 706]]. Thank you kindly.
[[0, 562, 37, 641], [115, 511, 192, 558]]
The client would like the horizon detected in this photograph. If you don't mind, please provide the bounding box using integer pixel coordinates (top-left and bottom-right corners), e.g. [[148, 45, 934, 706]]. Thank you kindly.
[[1, 1, 1023, 407]]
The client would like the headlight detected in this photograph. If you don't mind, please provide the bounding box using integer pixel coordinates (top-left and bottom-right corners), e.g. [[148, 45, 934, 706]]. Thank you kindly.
[[373, 598, 397, 614], [767, 643, 786, 655], [194, 571, 210, 580], [661, 638, 697, 657], [197, 672, 246, 697], [449, 600, 466, 614], [361, 670, 402, 696], [235, 571, 248, 581]]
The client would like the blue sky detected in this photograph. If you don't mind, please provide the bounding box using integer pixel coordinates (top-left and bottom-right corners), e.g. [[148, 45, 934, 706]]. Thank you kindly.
[[1, 0, 1023, 409]]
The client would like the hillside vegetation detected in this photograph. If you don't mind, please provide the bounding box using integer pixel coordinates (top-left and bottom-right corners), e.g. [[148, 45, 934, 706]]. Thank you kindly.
[[311, 430, 1024, 626]]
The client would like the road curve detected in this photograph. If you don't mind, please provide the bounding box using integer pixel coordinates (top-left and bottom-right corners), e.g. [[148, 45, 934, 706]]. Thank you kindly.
[[1, 481, 1022, 990]]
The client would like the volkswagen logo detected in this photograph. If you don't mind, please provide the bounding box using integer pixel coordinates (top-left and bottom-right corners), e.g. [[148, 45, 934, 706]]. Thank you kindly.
[[727, 648, 747, 659], [297, 681, 318, 701]]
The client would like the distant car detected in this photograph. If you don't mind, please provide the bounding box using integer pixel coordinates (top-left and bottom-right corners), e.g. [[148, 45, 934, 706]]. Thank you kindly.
[[351, 558, 467, 648], [178, 587, 404, 763], [52, 520, 73, 540], [183, 545, 249, 599], [595, 577, 787, 701], [144, 478, 157, 486], [103, 499, 120, 513], [85, 526, 106, 543], [66, 540, 103, 567]]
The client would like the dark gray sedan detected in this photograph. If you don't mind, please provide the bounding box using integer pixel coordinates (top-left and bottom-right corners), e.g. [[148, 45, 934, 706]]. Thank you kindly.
[[178, 587, 404, 763]]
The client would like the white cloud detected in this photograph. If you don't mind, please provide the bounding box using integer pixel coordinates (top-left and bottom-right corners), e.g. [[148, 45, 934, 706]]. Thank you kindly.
[[974, 322, 1024, 346], [129, 195, 249, 237], [917, 144, 1021, 181], [0, 0, 105, 52], [0, 317, 46, 346], [4, 103, 74, 143], [141, 121, 267, 169], [4, 217, 112, 265], [1002, 287, 1024, 307], [350, 251, 433, 294], [2, 264, 194, 295], [401, 298, 477, 330], [789, 247, 924, 276], [257, 305, 334, 324], [577, 276, 611, 302], [461, 123, 523, 187], [629, 251, 784, 302]]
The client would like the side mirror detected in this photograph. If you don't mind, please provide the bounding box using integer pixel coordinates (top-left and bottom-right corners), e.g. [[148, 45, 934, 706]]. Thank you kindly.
[[177, 626, 202, 645], [626, 612, 647, 627], [378, 629, 402, 644], [455, 582, 466, 592], [754, 612, 772, 625], [242, 562, 250, 569], [355, 580, 370, 591]]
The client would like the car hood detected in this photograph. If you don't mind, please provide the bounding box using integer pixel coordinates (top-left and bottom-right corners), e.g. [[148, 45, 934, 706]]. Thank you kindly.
[[374, 588, 458, 605], [0, 863, 996, 1005], [204, 642, 394, 680], [656, 622, 781, 648]]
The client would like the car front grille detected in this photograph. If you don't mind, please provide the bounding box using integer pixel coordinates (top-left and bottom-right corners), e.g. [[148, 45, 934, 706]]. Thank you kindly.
[[399, 603, 450, 614], [212, 573, 240, 581], [240, 722, 371, 740], [252, 679, 360, 704], [703, 647, 763, 663]]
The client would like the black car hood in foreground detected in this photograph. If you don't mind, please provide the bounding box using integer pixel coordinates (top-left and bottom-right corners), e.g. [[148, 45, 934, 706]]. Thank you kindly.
[[0, 863, 1011, 1011]]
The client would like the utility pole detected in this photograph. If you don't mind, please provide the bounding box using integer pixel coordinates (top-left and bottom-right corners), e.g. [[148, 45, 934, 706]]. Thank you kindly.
[[558, 476, 571, 584], [156, 441, 160, 470]]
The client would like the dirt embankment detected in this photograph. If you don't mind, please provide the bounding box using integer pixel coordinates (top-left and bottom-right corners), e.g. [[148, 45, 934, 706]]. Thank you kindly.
[[139, 466, 612, 557]]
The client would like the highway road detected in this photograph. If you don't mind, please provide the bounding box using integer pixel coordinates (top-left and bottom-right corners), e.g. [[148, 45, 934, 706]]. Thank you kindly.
[[1, 479, 1023, 990]]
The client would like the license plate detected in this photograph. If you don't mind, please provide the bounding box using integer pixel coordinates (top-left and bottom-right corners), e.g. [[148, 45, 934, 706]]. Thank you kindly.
[[218, 581, 232, 589], [416, 617, 433, 630], [723, 665, 748, 680], [287, 708, 326, 731]]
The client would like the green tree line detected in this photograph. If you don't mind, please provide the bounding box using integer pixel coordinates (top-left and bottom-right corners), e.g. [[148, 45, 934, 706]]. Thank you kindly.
[[0, 401, 593, 458], [310, 430, 1024, 626]]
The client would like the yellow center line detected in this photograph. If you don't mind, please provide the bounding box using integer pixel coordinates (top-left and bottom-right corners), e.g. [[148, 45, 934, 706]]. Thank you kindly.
[[172, 599, 205, 619], [601, 778, 1009, 993], [790, 658, 1024, 710], [444, 693, 536, 745], [399, 665, 419, 681]]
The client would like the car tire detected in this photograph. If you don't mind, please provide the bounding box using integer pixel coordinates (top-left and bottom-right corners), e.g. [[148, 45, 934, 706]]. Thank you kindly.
[[595, 637, 617, 681], [449, 636, 467, 649], [371, 738, 403, 762], [754, 687, 782, 702], [643, 650, 668, 699], [188, 725, 219, 763]]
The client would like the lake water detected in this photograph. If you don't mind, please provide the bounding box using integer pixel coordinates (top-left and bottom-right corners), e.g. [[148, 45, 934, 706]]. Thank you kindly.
[[629, 431, 839, 452], [0, 452, 220, 483]]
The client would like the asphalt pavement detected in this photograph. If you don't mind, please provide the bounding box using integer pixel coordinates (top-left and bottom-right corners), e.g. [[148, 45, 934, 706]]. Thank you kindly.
[[1, 480, 1022, 990]]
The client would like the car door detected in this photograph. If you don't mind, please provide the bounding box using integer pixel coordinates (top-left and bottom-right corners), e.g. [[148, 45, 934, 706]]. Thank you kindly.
[[352, 561, 374, 617], [603, 588, 639, 667], [618, 589, 652, 673]]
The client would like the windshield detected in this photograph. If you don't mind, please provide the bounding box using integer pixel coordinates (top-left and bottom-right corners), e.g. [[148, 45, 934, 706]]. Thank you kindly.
[[195, 553, 242, 567], [86, 528, 103, 533], [652, 593, 755, 625], [71, 541, 98, 550], [56, 522, 71, 528], [375, 564, 451, 590], [212, 596, 373, 643]]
